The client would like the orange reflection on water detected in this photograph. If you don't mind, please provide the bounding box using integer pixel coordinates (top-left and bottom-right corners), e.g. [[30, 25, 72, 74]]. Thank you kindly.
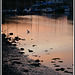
[[2, 14, 73, 75]]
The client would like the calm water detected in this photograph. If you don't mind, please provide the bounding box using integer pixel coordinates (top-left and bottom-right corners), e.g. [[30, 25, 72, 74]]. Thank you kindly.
[[2, 13, 73, 75]]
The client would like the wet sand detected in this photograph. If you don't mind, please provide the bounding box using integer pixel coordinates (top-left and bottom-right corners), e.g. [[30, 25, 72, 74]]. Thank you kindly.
[[2, 34, 60, 75]]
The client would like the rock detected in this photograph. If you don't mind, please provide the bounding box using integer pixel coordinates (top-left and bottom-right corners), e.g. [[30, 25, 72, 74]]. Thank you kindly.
[[6, 37, 11, 41], [64, 70, 69, 73], [14, 36, 21, 41], [51, 61, 55, 63], [52, 58, 60, 60], [20, 48, 24, 50], [8, 37, 11, 41], [67, 67, 72, 69], [2, 34, 6, 38], [68, 72, 73, 74], [53, 64, 56, 65], [9, 33, 13, 35], [55, 68, 65, 71], [50, 48, 53, 49], [30, 63, 41, 67], [54, 65, 60, 67], [19, 52, 25, 54], [32, 45, 36, 47], [64, 70, 73, 74], [39, 56, 40, 57], [45, 50, 48, 52], [35, 59, 40, 62], [28, 49, 33, 52], [41, 60, 43, 62], [12, 44, 16, 46], [60, 68, 65, 71], [55, 68, 61, 71], [31, 39, 33, 40], [58, 61, 63, 63]]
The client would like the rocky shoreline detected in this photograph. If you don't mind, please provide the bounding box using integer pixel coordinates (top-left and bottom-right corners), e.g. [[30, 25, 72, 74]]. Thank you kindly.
[[2, 34, 60, 75]]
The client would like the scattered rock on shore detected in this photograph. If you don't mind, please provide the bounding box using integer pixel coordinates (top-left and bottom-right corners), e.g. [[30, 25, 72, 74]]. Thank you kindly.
[[2, 33, 61, 75], [28, 49, 33, 52]]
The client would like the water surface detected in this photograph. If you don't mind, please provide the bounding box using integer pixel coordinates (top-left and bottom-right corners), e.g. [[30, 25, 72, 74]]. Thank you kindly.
[[2, 13, 73, 75]]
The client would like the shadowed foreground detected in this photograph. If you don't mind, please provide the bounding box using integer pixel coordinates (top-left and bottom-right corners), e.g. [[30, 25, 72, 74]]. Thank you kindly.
[[2, 34, 60, 75]]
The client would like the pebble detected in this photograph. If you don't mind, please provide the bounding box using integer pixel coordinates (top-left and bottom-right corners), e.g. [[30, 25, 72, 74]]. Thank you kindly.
[[51, 61, 55, 63], [52, 58, 60, 60], [30, 63, 41, 67], [28, 49, 33, 52], [32, 45, 36, 47], [58, 61, 63, 63], [54, 65, 60, 67], [35, 59, 40, 62], [19, 52, 25, 54], [9, 33, 13, 35], [20, 48, 24, 50]]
